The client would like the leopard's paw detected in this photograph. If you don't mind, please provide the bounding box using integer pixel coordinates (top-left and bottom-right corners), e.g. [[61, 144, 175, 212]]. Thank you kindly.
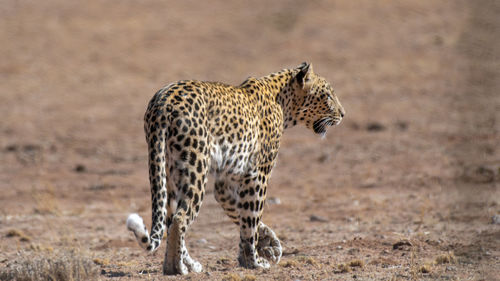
[[257, 223, 282, 264]]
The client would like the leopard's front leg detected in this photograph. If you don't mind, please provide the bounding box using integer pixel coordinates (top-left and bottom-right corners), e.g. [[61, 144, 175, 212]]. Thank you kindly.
[[236, 172, 277, 269]]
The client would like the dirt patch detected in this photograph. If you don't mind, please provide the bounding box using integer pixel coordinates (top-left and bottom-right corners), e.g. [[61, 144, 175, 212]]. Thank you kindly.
[[0, 0, 498, 280]]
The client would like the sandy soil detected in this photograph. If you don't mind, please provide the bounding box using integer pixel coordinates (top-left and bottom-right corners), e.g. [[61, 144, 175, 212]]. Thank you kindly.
[[1, 0, 499, 280]]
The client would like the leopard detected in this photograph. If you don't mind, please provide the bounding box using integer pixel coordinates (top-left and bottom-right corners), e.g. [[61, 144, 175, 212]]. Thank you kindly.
[[126, 62, 345, 275]]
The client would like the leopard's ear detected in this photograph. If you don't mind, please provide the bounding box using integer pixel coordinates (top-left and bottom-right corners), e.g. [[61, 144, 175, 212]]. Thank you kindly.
[[295, 62, 314, 89]]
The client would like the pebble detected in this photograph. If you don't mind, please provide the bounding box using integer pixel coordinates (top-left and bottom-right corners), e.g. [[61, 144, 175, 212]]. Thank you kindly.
[[463, 165, 495, 183], [75, 164, 87, 173], [492, 214, 500, 225], [366, 122, 386, 132], [267, 197, 281, 205], [393, 240, 412, 250], [310, 214, 329, 222], [347, 248, 360, 255]]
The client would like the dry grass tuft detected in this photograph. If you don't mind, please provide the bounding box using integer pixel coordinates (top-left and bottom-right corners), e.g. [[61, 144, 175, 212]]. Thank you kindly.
[[281, 260, 299, 267], [222, 273, 242, 281], [33, 186, 60, 215], [349, 259, 365, 268], [334, 263, 352, 273], [435, 252, 456, 265], [242, 274, 257, 281], [298, 256, 320, 267], [29, 243, 54, 252], [116, 261, 136, 267], [93, 257, 110, 266], [217, 257, 231, 265], [419, 263, 432, 274], [6, 229, 32, 242], [304, 257, 319, 267], [0, 249, 98, 281]]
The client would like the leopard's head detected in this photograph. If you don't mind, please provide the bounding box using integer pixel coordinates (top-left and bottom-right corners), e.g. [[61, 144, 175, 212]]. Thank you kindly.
[[292, 62, 345, 137]]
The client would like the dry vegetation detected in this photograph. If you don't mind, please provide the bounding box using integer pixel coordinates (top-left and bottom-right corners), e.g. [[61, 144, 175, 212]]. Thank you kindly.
[[0, 0, 499, 280], [0, 249, 98, 281]]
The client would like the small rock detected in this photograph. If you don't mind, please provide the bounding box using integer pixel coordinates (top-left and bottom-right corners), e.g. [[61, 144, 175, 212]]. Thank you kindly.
[[347, 248, 360, 255], [395, 121, 408, 131], [425, 239, 440, 246], [22, 144, 40, 151], [16, 144, 42, 164], [267, 197, 281, 205], [5, 144, 18, 152], [345, 217, 355, 222], [366, 122, 386, 132], [197, 238, 207, 244], [463, 165, 495, 183], [317, 153, 330, 163], [139, 269, 158, 275], [491, 214, 500, 225], [446, 266, 456, 272], [89, 184, 115, 191], [310, 214, 328, 222], [75, 164, 87, 173], [361, 178, 377, 188], [101, 270, 127, 278], [393, 240, 412, 250], [336, 245, 343, 250]]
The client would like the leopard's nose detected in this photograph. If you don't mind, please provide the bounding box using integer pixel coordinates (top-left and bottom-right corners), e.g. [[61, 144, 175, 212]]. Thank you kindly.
[[339, 108, 345, 118]]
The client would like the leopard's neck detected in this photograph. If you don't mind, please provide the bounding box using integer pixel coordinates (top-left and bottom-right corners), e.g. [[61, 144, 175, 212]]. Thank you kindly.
[[238, 68, 299, 130], [262, 69, 299, 130]]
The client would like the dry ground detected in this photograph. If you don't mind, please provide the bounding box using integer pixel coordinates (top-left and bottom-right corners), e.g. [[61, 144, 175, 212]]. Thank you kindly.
[[1, 0, 499, 280]]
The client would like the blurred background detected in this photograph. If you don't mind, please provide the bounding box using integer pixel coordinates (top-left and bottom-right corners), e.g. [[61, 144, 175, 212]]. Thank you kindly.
[[0, 0, 498, 280]]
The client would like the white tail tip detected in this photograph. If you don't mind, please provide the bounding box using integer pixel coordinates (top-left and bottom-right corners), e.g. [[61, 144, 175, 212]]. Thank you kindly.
[[127, 213, 147, 235]]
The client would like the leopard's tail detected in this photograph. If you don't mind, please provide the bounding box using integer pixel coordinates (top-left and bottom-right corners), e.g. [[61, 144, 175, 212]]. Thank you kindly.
[[127, 95, 169, 252]]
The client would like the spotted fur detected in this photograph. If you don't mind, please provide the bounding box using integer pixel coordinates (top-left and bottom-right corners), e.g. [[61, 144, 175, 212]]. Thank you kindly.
[[127, 62, 345, 275]]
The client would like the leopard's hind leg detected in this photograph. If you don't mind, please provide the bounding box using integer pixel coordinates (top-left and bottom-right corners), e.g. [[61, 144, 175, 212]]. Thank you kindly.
[[214, 178, 241, 225], [163, 118, 209, 275]]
